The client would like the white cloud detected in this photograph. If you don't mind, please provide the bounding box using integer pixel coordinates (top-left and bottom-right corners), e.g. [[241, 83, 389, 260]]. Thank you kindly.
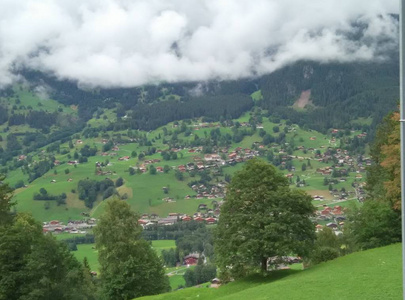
[[0, 0, 399, 88]]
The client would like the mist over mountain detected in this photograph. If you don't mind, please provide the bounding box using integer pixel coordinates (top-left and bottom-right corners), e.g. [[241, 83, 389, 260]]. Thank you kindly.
[[0, 0, 399, 88]]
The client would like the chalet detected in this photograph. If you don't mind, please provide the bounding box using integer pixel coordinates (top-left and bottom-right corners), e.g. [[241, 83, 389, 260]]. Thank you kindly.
[[198, 204, 208, 210], [204, 154, 213, 161], [205, 217, 216, 224], [184, 253, 200, 265], [182, 216, 192, 221], [76, 140, 83, 144], [196, 163, 205, 170], [326, 222, 338, 229], [54, 160, 60, 165], [228, 152, 237, 159], [178, 165, 186, 172], [156, 167, 163, 173], [112, 146, 119, 151], [194, 216, 204, 222], [118, 156, 130, 161], [18, 155, 26, 161], [67, 160, 78, 165]]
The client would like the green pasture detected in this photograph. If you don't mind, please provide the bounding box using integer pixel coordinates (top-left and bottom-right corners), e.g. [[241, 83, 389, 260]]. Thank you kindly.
[[139, 243, 402, 300]]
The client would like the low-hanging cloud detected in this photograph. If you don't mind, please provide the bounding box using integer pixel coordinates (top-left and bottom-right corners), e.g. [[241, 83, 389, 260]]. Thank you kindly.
[[0, 0, 399, 88]]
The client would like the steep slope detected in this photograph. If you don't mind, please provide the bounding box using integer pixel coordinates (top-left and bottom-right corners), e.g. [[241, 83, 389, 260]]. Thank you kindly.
[[140, 243, 402, 300]]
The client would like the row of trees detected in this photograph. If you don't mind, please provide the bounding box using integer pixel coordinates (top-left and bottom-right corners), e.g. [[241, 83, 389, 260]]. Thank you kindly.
[[0, 177, 170, 299]]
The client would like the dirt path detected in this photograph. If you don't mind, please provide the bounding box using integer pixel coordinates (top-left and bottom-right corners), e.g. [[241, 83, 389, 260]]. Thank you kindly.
[[294, 90, 312, 108]]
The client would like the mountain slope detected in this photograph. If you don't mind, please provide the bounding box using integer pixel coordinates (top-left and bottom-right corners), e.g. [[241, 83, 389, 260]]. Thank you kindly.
[[140, 243, 402, 300]]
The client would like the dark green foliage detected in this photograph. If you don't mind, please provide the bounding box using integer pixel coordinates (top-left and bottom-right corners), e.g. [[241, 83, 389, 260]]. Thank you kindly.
[[175, 170, 184, 181], [260, 61, 398, 133], [14, 180, 25, 189], [215, 159, 315, 279], [115, 177, 124, 187], [0, 177, 14, 226], [27, 160, 52, 182], [184, 264, 217, 287], [26, 110, 57, 130], [310, 247, 340, 265], [6, 134, 21, 152], [80, 145, 97, 157], [33, 189, 67, 204], [77, 178, 115, 208], [346, 201, 401, 250], [129, 94, 253, 131], [141, 220, 206, 241], [0, 213, 96, 300], [161, 248, 177, 267], [94, 199, 169, 299], [149, 165, 157, 175], [176, 226, 214, 263], [309, 228, 344, 265]]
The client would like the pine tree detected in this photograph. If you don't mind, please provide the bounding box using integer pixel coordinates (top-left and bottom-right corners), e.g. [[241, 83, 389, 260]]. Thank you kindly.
[[94, 198, 169, 299]]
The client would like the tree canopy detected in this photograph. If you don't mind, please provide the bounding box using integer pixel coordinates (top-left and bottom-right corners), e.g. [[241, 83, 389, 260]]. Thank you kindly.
[[215, 159, 315, 279], [94, 198, 169, 299]]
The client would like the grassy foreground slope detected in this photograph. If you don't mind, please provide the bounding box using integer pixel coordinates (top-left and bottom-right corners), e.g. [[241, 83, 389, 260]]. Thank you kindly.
[[140, 243, 402, 300]]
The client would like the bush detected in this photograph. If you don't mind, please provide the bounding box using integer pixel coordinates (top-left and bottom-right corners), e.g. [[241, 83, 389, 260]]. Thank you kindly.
[[115, 177, 124, 187], [310, 246, 340, 265]]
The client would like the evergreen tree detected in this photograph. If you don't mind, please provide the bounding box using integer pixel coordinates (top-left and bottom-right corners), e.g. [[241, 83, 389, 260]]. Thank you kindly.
[[94, 199, 169, 299]]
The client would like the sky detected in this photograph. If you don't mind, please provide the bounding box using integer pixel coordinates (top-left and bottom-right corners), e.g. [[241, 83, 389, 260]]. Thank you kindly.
[[0, 0, 399, 88]]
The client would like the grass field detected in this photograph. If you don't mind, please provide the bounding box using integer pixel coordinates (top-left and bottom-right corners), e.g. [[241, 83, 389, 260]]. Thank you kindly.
[[139, 243, 402, 300], [72, 240, 176, 273], [4, 99, 364, 223], [72, 244, 100, 272]]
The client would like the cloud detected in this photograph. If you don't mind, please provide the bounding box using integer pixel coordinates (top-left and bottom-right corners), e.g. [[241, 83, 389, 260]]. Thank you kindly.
[[0, 0, 399, 88]]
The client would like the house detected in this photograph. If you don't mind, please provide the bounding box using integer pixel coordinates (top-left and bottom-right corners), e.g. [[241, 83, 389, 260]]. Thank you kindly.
[[326, 222, 338, 229], [156, 167, 163, 173], [182, 216, 192, 222], [184, 253, 200, 265], [205, 217, 216, 224]]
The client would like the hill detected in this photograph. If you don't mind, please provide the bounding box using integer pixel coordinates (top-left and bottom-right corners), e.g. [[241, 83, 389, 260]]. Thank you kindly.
[[139, 243, 402, 300]]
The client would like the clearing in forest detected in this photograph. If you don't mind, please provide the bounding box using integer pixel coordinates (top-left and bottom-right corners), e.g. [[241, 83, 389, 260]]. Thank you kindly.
[[293, 90, 312, 108]]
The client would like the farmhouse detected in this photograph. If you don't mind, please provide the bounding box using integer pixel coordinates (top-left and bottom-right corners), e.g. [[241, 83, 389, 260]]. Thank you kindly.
[[184, 253, 200, 265]]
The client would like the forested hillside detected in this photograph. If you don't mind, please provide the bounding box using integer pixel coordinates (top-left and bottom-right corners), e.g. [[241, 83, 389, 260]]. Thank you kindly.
[[20, 57, 399, 135]]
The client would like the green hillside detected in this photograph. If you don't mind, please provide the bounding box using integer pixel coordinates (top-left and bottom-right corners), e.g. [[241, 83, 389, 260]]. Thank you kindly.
[[140, 243, 402, 300]]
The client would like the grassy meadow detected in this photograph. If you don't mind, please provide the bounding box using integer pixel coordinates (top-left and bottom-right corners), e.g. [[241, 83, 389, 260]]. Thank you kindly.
[[139, 243, 402, 300]]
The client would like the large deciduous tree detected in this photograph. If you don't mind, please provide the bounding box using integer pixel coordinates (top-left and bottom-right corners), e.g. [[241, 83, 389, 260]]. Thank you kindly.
[[215, 159, 315, 279], [94, 198, 169, 299]]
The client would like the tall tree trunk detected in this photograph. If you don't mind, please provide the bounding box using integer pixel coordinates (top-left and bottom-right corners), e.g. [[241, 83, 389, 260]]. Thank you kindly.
[[261, 257, 267, 272]]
